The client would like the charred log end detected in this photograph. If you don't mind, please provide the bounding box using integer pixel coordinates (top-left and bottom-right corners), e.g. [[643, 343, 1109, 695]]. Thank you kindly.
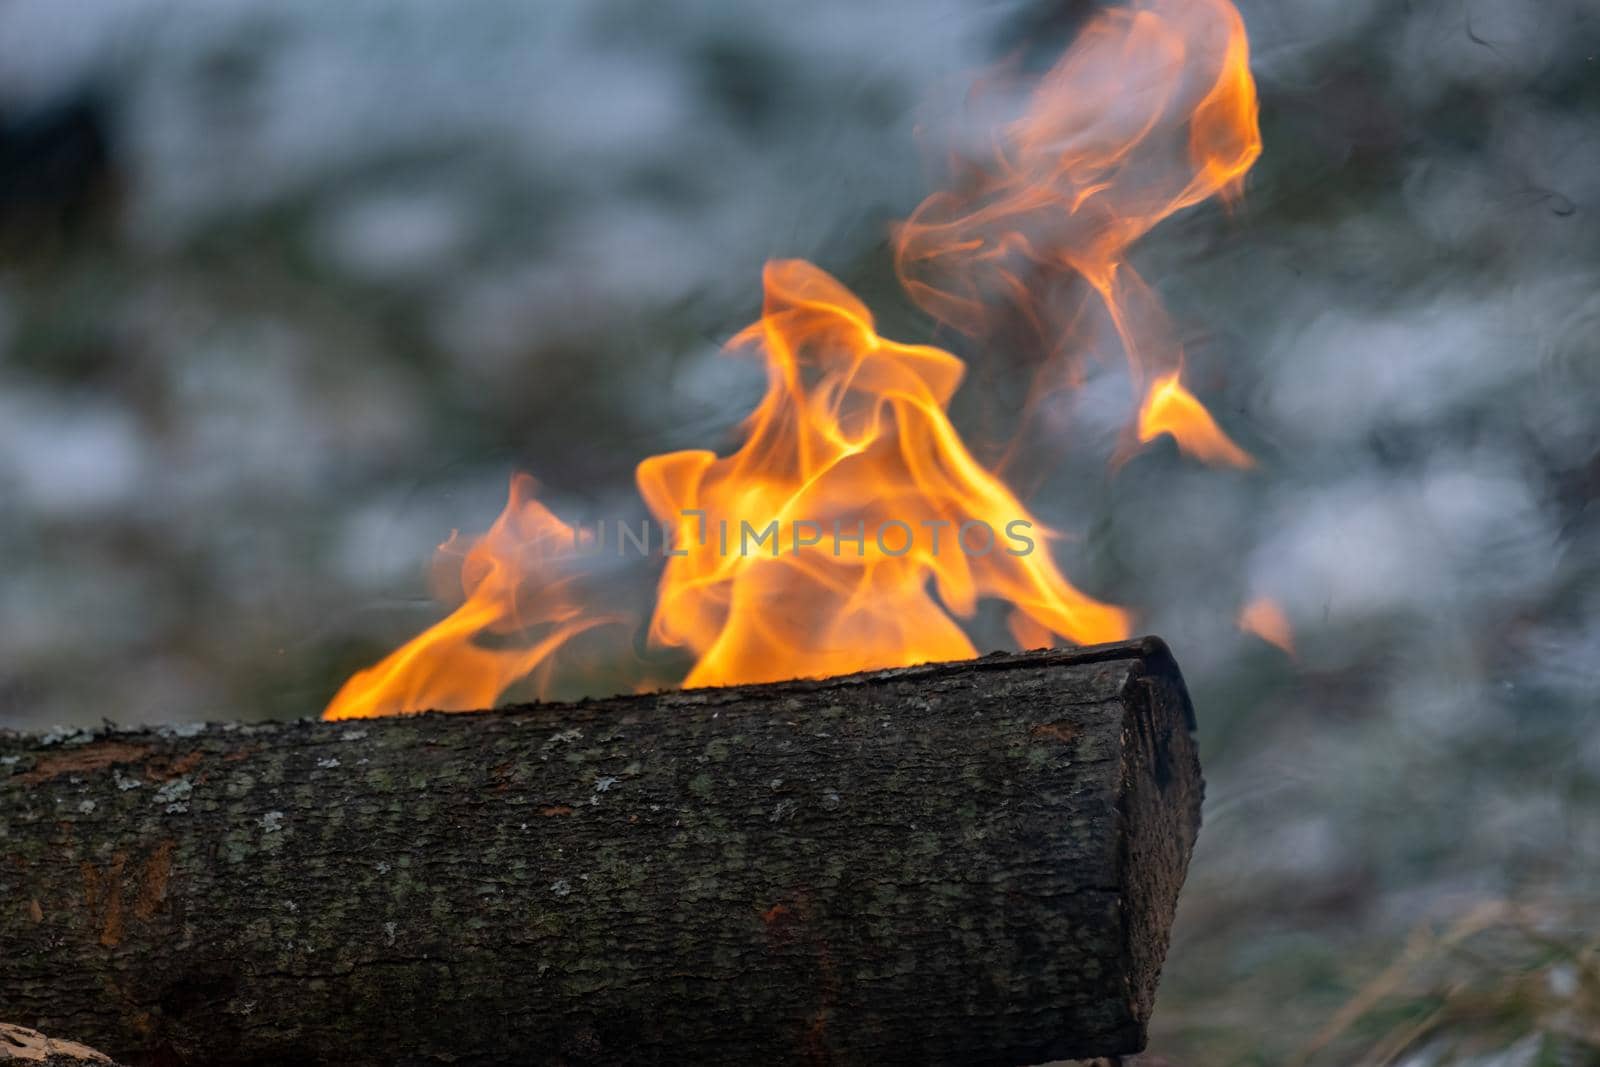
[[1025, 637, 1202, 1064], [1118, 638, 1203, 1052]]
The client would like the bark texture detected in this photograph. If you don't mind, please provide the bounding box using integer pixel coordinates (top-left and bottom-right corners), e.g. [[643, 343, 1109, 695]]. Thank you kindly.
[[0, 637, 1201, 1067]]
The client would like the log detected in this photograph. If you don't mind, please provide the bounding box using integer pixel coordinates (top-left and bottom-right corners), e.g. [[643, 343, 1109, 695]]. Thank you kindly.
[[0, 637, 1201, 1067]]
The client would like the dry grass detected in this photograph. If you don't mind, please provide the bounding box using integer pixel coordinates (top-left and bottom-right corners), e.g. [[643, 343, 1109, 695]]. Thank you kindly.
[[1291, 901, 1600, 1067]]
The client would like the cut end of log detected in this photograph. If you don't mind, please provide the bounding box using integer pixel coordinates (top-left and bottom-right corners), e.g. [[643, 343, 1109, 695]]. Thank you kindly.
[[0, 1023, 120, 1066], [0, 637, 1202, 1067]]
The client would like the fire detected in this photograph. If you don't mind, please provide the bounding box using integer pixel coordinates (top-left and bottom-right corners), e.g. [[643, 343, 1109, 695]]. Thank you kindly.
[[326, 265, 1128, 718], [1137, 371, 1254, 467], [322, 0, 1263, 718], [323, 474, 617, 719], [893, 0, 1259, 466], [637, 261, 1129, 688], [1238, 596, 1295, 655]]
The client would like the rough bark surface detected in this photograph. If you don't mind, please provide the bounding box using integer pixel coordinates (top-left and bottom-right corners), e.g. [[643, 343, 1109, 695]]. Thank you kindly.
[[0, 637, 1202, 1067]]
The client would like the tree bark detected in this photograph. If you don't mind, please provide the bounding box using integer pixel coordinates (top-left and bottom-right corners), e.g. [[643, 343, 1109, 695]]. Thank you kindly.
[[0, 637, 1201, 1067]]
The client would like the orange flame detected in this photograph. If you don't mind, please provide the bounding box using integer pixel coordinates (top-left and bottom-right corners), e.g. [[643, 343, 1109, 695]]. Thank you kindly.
[[1238, 596, 1294, 655], [323, 474, 617, 719], [893, 0, 1259, 465], [1137, 371, 1254, 467], [322, 0, 1261, 718], [637, 261, 1128, 688]]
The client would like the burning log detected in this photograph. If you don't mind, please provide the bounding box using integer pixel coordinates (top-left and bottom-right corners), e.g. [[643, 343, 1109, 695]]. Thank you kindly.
[[0, 638, 1201, 1067]]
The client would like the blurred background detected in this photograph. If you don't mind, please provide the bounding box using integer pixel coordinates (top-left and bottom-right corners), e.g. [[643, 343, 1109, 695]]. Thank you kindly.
[[1, 0, 1597, 1061]]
